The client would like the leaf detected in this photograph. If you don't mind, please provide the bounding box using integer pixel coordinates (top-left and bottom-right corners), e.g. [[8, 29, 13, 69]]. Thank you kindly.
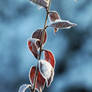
[[44, 50, 55, 68], [39, 60, 54, 87], [32, 29, 47, 47], [48, 11, 77, 32], [29, 66, 45, 92], [18, 84, 32, 92], [27, 38, 40, 59], [46, 68, 54, 87], [49, 20, 77, 29], [29, 0, 49, 8], [49, 11, 60, 22]]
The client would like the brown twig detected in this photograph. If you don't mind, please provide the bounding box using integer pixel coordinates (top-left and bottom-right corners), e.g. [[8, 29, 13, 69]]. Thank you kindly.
[[31, 0, 52, 92]]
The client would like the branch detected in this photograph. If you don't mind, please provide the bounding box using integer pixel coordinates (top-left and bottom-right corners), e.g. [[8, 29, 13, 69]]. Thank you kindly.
[[31, 0, 52, 92]]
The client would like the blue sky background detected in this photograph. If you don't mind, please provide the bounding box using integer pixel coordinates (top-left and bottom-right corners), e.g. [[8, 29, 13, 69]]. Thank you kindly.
[[0, 0, 92, 92]]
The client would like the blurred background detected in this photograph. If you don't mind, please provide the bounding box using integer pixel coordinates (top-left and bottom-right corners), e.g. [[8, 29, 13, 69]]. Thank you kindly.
[[0, 0, 92, 92]]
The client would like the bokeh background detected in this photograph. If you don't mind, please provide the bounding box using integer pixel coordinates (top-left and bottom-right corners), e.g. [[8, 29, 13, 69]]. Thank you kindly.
[[0, 0, 92, 92]]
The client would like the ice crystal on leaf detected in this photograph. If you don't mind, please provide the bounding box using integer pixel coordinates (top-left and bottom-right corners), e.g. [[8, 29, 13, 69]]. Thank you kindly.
[[39, 60, 54, 87]]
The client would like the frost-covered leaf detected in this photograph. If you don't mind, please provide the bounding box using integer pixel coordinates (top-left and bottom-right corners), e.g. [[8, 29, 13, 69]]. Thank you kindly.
[[44, 50, 55, 68], [28, 38, 40, 59], [29, 66, 45, 92], [49, 11, 60, 22], [48, 11, 77, 32], [18, 84, 32, 92], [39, 60, 54, 87], [49, 20, 77, 29], [29, 0, 49, 8], [46, 68, 54, 87], [32, 29, 47, 47]]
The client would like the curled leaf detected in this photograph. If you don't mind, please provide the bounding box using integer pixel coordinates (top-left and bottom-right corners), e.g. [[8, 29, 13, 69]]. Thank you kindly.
[[32, 29, 47, 47], [49, 20, 77, 29], [46, 68, 54, 87], [18, 84, 32, 92], [39, 60, 54, 87], [28, 38, 40, 59], [49, 11, 60, 22], [44, 50, 55, 68], [29, 66, 45, 92], [29, 0, 49, 8]]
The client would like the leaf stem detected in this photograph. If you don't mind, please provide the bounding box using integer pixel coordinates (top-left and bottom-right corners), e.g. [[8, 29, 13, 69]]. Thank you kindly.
[[40, 0, 51, 57], [31, 0, 52, 92]]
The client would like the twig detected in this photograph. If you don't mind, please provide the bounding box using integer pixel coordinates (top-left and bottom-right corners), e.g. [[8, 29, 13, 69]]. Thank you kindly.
[[31, 0, 52, 92]]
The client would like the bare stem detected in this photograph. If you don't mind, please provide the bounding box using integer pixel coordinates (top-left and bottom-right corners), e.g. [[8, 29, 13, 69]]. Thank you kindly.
[[31, 0, 52, 92]]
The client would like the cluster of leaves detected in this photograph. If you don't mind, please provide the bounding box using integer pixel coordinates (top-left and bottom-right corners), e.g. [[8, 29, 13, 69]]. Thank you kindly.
[[18, 0, 77, 92]]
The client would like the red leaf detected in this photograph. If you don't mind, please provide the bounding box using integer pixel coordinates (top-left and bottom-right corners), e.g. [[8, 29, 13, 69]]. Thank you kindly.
[[32, 29, 47, 47], [44, 50, 55, 68], [29, 66, 45, 92], [29, 0, 48, 8], [49, 11, 60, 22], [39, 60, 54, 87], [49, 20, 77, 29], [28, 38, 40, 59]]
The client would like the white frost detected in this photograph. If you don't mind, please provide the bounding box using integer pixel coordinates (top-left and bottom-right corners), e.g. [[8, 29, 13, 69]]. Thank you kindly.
[[39, 60, 53, 80], [18, 84, 31, 92]]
